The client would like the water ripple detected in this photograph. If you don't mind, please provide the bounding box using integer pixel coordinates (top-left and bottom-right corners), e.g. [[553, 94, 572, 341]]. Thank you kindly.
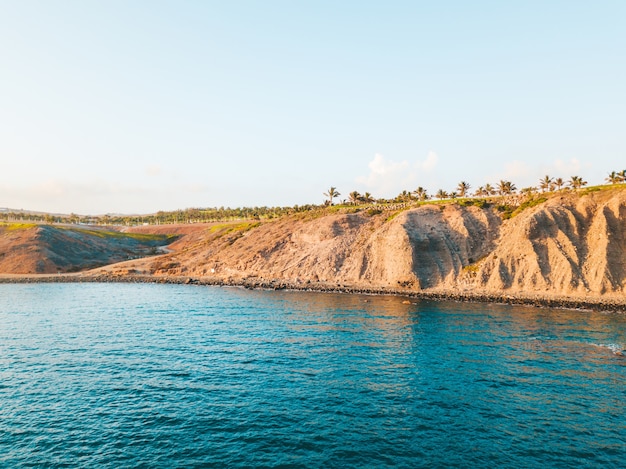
[[1, 283, 625, 468]]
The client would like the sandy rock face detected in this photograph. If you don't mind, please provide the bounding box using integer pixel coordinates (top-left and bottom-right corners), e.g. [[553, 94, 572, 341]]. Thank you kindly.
[[146, 188, 626, 298], [472, 190, 626, 295], [149, 203, 502, 290], [404, 204, 501, 288]]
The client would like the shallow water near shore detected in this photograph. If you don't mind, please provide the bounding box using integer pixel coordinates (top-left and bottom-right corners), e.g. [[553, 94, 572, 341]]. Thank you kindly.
[[1, 283, 625, 467]]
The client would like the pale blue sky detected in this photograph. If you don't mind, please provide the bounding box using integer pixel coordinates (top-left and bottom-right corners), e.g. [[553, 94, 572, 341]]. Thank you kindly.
[[1, 1, 624, 214]]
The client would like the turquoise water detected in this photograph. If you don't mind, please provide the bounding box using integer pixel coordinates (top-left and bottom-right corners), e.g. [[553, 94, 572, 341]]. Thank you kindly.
[[1, 283, 625, 468]]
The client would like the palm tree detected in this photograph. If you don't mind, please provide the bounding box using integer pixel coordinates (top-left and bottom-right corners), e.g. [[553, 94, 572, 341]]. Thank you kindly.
[[484, 183, 495, 196], [520, 186, 537, 197], [457, 181, 471, 197], [539, 175, 553, 192], [606, 171, 622, 184], [474, 186, 486, 197], [498, 180, 516, 196], [554, 177, 565, 191], [449, 191, 458, 200], [348, 191, 362, 205], [412, 186, 428, 201], [362, 192, 374, 203], [324, 187, 340, 205], [396, 190, 412, 203], [569, 176, 587, 189], [435, 189, 448, 200], [620, 170, 626, 182]]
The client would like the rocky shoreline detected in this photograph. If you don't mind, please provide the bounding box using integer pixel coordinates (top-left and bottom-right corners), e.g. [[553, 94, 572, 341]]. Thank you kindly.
[[1, 273, 625, 313]]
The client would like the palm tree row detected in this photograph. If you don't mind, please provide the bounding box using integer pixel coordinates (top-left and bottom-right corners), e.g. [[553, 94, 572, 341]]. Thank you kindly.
[[399, 179, 518, 201], [348, 190, 374, 205], [423, 173, 592, 201], [327, 171, 605, 207], [537, 175, 589, 192]]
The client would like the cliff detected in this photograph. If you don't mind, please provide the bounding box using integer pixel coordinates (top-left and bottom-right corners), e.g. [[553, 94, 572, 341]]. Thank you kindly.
[[3, 187, 625, 301], [141, 204, 501, 289], [468, 188, 626, 295], [125, 186, 625, 299]]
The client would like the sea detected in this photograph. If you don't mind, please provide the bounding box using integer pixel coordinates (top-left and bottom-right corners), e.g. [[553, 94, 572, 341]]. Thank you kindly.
[[1, 283, 625, 468]]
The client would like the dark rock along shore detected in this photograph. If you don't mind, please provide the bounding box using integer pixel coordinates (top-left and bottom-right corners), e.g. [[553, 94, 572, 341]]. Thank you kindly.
[[2, 274, 624, 313]]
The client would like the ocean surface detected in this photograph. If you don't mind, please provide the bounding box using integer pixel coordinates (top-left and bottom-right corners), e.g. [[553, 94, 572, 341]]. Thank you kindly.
[[1, 283, 625, 468]]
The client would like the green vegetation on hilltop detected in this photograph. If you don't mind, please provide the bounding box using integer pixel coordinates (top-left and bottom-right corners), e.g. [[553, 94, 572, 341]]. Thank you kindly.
[[497, 196, 548, 220], [458, 199, 490, 208], [385, 208, 409, 222], [0, 222, 176, 244], [208, 221, 261, 235], [55, 226, 177, 243], [1, 223, 38, 231]]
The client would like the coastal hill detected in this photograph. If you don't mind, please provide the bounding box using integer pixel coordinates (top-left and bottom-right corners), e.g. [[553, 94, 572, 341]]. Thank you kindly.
[[117, 186, 624, 299], [0, 224, 175, 274], [2, 186, 625, 301]]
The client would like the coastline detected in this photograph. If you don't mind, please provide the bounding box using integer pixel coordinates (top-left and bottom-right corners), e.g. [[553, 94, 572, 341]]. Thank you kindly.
[[1, 273, 625, 313]]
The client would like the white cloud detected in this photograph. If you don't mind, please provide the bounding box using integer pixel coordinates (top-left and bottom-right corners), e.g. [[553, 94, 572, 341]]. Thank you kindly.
[[421, 151, 438, 171], [359, 154, 410, 186], [356, 152, 439, 196], [552, 158, 587, 175]]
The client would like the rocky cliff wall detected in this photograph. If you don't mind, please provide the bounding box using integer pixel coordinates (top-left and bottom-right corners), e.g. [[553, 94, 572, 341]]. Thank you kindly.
[[146, 202, 502, 289], [144, 188, 626, 297], [468, 189, 626, 295], [4, 188, 625, 300]]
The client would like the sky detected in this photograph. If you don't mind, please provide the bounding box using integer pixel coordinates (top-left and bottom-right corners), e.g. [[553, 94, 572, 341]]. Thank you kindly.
[[1, 0, 624, 214]]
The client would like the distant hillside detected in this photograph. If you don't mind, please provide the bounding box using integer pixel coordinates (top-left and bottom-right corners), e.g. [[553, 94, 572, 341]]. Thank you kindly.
[[0, 224, 175, 274]]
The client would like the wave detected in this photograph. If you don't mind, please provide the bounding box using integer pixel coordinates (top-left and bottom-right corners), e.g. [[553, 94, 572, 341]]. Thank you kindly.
[[595, 343, 625, 355]]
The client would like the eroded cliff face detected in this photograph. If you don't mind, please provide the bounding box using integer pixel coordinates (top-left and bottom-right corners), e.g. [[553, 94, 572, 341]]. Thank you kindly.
[[142, 187, 626, 297], [469, 189, 626, 295], [6, 188, 623, 299], [403, 205, 501, 288], [145, 203, 502, 289]]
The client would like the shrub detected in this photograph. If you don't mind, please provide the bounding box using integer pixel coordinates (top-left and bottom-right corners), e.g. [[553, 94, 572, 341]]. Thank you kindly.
[[366, 208, 382, 217], [459, 199, 489, 208]]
